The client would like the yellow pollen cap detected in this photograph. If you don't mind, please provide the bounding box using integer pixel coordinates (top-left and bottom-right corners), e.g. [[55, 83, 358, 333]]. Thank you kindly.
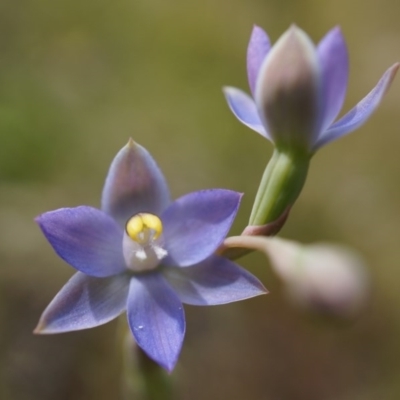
[[126, 213, 163, 243]]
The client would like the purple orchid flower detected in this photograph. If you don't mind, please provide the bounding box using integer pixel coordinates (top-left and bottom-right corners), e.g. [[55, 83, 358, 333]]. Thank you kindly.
[[34, 139, 267, 371], [224, 25, 399, 153]]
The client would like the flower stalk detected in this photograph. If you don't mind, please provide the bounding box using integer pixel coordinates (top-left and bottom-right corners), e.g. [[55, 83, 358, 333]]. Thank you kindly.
[[119, 318, 175, 400], [249, 148, 309, 226]]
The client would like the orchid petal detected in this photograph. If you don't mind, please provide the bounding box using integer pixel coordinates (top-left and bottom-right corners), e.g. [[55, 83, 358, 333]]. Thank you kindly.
[[223, 87, 270, 140], [314, 63, 399, 150], [162, 190, 242, 267], [36, 206, 126, 277], [127, 273, 185, 372], [101, 139, 170, 226], [255, 26, 321, 148], [316, 27, 349, 132], [163, 255, 267, 305], [247, 25, 271, 96], [35, 272, 129, 333]]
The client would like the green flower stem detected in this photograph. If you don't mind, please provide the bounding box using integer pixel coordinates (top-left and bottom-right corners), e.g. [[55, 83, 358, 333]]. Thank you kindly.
[[249, 148, 310, 226], [118, 318, 175, 400]]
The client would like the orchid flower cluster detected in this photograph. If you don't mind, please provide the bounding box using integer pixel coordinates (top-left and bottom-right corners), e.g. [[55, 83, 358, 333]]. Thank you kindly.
[[35, 25, 398, 374]]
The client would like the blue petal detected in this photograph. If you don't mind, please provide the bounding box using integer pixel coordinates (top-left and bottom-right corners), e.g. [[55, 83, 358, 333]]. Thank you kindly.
[[163, 255, 267, 305], [34, 272, 129, 333], [254, 26, 321, 149], [36, 206, 126, 277], [247, 25, 271, 96], [162, 190, 242, 267], [223, 87, 270, 140], [127, 273, 185, 372], [314, 63, 399, 150], [316, 27, 349, 133], [101, 139, 170, 226]]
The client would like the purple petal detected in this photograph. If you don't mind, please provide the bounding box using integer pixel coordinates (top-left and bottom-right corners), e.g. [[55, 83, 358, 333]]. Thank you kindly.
[[255, 25, 321, 148], [247, 25, 271, 96], [314, 63, 399, 150], [316, 27, 349, 132], [223, 87, 270, 140], [36, 206, 126, 277], [162, 190, 242, 267], [163, 255, 267, 305], [127, 273, 185, 372], [101, 139, 170, 226], [34, 272, 129, 334]]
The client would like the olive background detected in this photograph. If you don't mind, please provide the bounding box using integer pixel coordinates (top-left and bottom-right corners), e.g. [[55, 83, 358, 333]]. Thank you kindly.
[[0, 0, 399, 399]]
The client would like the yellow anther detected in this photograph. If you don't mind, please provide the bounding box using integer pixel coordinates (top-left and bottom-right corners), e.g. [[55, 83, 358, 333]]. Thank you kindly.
[[126, 215, 144, 242], [126, 213, 163, 243], [140, 213, 163, 239]]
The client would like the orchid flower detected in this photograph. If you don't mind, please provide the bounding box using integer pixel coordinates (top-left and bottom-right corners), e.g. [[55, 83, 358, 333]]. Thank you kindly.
[[35, 139, 267, 371], [224, 25, 398, 152], [223, 25, 399, 228]]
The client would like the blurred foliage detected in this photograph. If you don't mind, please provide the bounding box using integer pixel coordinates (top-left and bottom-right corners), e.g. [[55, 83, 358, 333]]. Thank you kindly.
[[0, 0, 400, 399]]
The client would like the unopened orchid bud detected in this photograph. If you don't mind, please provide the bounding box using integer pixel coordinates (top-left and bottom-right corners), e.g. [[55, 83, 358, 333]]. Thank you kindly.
[[222, 236, 369, 318], [265, 238, 369, 318]]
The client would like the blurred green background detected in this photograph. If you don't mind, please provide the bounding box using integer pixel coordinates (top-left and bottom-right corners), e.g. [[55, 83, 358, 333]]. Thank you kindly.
[[0, 0, 399, 399]]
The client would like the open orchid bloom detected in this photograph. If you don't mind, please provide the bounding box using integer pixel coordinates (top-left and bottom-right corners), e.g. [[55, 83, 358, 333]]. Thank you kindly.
[[35, 139, 267, 371], [224, 25, 399, 153]]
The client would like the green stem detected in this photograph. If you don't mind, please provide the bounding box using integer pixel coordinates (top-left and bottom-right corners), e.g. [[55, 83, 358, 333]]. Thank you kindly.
[[119, 318, 175, 400], [249, 148, 310, 226]]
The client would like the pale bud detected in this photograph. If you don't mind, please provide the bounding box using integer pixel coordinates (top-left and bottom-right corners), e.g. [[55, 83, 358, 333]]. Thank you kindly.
[[265, 238, 369, 317]]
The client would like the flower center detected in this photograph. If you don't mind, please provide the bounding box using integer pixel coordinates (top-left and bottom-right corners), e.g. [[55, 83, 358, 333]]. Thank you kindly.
[[123, 213, 168, 272]]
